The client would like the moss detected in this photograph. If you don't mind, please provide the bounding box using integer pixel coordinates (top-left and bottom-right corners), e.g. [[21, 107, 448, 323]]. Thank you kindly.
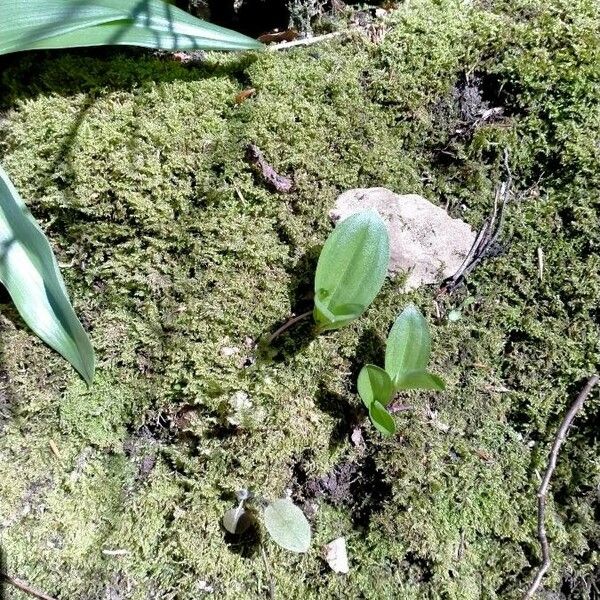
[[0, 0, 599, 598]]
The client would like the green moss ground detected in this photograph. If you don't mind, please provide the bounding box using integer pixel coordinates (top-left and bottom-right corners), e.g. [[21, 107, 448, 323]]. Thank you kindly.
[[0, 0, 599, 597]]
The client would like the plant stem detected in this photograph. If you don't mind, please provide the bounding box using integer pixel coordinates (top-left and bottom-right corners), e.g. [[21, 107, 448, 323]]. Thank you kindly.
[[261, 546, 275, 599], [267, 310, 312, 344]]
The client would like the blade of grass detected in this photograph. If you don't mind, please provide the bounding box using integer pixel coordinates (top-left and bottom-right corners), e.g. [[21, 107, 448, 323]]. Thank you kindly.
[[0, 0, 263, 56], [0, 165, 95, 384]]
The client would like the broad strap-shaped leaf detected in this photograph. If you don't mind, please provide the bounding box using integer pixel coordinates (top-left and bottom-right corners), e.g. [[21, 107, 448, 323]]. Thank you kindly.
[[0, 165, 95, 384], [385, 304, 431, 388], [369, 400, 395, 436], [264, 499, 311, 553], [396, 370, 445, 391], [0, 0, 263, 56], [314, 211, 390, 332], [357, 364, 394, 409]]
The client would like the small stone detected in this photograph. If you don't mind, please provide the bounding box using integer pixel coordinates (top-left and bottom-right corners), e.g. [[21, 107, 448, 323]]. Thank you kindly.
[[330, 188, 476, 290], [197, 580, 214, 593], [229, 391, 251, 412], [220, 346, 240, 358], [350, 426, 365, 450], [324, 537, 350, 574]]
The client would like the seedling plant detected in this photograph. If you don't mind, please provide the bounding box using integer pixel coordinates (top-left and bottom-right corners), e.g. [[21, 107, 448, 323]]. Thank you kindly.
[[223, 490, 311, 554], [268, 210, 390, 343], [358, 304, 445, 436], [313, 211, 390, 332]]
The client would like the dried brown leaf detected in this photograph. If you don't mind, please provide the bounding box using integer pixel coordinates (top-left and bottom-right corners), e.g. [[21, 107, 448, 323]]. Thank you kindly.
[[235, 88, 256, 104], [258, 29, 299, 44], [245, 144, 294, 194]]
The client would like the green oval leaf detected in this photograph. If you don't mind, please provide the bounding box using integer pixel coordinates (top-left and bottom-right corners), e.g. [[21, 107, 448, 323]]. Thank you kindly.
[[263, 499, 311, 553], [396, 370, 445, 391], [385, 304, 431, 388], [314, 211, 389, 332], [369, 400, 396, 436], [0, 0, 263, 56], [0, 165, 95, 384], [357, 364, 394, 409]]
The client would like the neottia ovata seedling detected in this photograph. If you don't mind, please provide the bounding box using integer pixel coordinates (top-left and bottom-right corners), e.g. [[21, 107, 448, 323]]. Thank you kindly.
[[358, 304, 445, 436], [223, 490, 311, 554], [313, 211, 390, 332]]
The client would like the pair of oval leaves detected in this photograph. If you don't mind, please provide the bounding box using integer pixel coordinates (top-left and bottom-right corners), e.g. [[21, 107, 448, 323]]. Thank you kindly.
[[358, 305, 445, 436]]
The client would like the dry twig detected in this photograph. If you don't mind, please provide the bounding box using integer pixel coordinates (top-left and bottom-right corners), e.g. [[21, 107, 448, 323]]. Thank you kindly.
[[268, 29, 350, 51], [1, 572, 58, 600], [267, 23, 388, 51], [245, 144, 294, 194], [523, 375, 599, 599], [441, 149, 512, 294]]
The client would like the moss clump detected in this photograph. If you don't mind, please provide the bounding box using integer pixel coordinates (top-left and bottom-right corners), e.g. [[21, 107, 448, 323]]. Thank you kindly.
[[0, 0, 599, 598]]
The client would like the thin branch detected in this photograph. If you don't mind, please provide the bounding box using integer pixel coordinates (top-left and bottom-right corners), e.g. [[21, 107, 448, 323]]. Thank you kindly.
[[1, 572, 58, 600], [266, 310, 312, 344], [440, 149, 512, 294], [267, 22, 387, 51], [523, 375, 599, 599]]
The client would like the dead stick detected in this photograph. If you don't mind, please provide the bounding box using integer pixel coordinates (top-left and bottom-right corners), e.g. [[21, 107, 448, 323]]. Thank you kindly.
[[268, 26, 371, 51], [441, 151, 511, 294], [523, 374, 599, 599], [268, 30, 348, 51], [1, 572, 58, 600]]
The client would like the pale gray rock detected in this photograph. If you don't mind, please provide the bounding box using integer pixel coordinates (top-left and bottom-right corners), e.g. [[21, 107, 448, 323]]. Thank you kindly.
[[330, 188, 476, 290]]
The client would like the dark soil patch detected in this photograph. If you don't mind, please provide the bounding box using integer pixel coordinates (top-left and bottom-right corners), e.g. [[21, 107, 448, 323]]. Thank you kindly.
[[431, 73, 509, 166], [223, 515, 262, 558], [313, 385, 361, 449], [205, 0, 291, 36], [291, 450, 393, 527], [185, 0, 386, 37], [402, 551, 435, 584]]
